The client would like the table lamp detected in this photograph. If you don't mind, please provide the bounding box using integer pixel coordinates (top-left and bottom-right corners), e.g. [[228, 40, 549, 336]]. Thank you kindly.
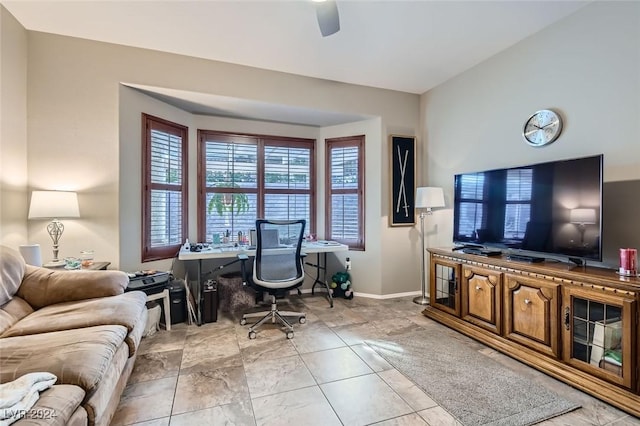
[[414, 187, 445, 305], [28, 191, 80, 267], [570, 208, 596, 247]]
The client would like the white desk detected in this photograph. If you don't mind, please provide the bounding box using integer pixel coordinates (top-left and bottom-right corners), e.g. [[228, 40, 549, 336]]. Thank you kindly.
[[178, 241, 348, 325]]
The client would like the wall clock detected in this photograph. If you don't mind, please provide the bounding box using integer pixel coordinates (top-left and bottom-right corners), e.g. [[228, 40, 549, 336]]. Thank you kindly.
[[523, 109, 563, 147]]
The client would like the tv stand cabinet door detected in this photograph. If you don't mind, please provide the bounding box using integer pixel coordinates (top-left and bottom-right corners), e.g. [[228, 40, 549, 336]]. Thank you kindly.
[[430, 258, 461, 317], [504, 274, 561, 358], [461, 265, 502, 334]]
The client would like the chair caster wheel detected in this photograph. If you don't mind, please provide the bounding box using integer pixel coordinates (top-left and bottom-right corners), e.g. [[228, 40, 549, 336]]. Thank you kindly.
[[240, 319, 247, 326], [248, 331, 256, 339], [299, 317, 306, 324], [286, 331, 294, 339]]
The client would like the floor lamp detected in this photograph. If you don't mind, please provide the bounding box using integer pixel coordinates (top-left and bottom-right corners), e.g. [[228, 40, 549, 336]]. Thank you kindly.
[[413, 187, 445, 305], [28, 190, 80, 267]]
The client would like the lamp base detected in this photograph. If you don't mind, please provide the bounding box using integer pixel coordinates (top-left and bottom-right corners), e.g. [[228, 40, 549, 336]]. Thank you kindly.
[[43, 260, 65, 267], [413, 296, 430, 305]]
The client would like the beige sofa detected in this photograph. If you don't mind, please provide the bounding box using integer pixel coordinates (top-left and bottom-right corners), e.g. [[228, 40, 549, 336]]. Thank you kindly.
[[0, 246, 148, 426]]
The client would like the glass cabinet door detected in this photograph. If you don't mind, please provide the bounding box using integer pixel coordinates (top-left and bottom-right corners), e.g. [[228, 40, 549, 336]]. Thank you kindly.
[[430, 258, 461, 317], [562, 286, 636, 389]]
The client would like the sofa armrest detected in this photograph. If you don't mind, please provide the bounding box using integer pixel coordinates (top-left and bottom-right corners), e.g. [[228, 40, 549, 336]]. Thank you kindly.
[[17, 266, 129, 309]]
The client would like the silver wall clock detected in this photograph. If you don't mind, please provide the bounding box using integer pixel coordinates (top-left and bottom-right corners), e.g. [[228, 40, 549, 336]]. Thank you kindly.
[[523, 109, 563, 147]]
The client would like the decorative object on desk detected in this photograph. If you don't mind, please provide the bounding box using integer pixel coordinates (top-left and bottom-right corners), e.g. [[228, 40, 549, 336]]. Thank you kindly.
[[389, 135, 416, 226], [413, 186, 445, 305], [18, 244, 42, 267], [618, 248, 637, 276], [80, 250, 94, 266], [28, 190, 80, 267], [63, 257, 82, 270], [570, 208, 596, 247]]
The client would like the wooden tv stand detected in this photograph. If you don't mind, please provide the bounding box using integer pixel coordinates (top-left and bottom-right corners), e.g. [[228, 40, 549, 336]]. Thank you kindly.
[[423, 248, 640, 417]]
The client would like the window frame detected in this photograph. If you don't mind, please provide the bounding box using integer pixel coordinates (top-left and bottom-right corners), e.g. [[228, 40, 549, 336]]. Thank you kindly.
[[141, 113, 188, 262], [197, 130, 316, 242], [325, 135, 365, 250]]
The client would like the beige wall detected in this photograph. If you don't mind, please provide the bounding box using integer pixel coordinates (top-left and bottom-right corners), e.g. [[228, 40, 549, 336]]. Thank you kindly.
[[0, 6, 28, 249], [21, 30, 419, 295], [421, 1, 640, 268]]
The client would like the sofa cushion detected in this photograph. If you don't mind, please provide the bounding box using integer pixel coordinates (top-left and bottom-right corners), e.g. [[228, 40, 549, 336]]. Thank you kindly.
[[0, 297, 34, 336], [13, 384, 85, 426], [1, 292, 147, 341], [0, 246, 26, 307], [0, 325, 127, 397], [18, 266, 129, 309]]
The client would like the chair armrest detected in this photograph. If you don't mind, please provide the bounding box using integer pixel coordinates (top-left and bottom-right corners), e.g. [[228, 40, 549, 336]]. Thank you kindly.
[[17, 265, 129, 309]]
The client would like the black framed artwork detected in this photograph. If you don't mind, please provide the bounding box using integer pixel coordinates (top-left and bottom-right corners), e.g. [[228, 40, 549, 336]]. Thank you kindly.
[[390, 135, 416, 226]]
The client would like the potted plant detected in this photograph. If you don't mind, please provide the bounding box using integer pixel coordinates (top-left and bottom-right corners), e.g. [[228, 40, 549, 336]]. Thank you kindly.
[[207, 185, 250, 216]]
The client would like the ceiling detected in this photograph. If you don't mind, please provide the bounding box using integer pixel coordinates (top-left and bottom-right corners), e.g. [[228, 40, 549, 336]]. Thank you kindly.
[[2, 0, 589, 126]]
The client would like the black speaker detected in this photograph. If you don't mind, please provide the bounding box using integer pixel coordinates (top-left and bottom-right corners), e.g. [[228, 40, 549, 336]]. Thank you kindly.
[[202, 281, 218, 323]]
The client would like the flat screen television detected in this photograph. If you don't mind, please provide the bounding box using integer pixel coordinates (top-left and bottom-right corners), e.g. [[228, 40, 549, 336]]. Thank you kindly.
[[453, 154, 603, 262]]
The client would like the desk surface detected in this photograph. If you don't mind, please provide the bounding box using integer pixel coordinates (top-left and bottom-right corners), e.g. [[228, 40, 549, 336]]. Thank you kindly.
[[178, 241, 348, 260]]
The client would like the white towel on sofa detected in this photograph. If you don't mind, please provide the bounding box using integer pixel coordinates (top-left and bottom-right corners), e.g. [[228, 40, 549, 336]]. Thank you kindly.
[[0, 372, 57, 424]]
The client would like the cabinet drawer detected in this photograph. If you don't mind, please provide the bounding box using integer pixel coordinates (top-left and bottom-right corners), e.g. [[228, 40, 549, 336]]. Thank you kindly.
[[461, 265, 502, 334], [504, 274, 560, 358]]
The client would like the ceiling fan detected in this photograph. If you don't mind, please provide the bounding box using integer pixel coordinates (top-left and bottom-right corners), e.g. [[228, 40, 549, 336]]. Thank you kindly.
[[314, 0, 340, 37]]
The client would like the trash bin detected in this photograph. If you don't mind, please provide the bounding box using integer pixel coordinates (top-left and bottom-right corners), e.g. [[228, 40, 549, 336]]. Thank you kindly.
[[161, 279, 186, 325]]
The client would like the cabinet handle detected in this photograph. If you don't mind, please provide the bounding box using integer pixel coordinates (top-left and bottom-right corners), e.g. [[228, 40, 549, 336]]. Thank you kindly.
[[524, 299, 531, 305], [475, 285, 481, 291], [564, 306, 571, 330]]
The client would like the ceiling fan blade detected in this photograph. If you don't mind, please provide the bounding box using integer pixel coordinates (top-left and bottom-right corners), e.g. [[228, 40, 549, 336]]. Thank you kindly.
[[315, 0, 340, 37]]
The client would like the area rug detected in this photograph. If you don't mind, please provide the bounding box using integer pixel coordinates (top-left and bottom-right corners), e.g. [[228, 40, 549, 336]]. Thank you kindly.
[[365, 329, 579, 426]]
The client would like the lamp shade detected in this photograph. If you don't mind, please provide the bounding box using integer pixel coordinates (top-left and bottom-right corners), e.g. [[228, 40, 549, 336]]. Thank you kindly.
[[570, 208, 596, 224], [28, 191, 80, 219], [415, 187, 445, 209]]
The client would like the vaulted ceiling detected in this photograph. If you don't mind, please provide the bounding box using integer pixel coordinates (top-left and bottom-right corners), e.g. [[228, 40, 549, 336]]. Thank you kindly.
[[2, 0, 588, 94]]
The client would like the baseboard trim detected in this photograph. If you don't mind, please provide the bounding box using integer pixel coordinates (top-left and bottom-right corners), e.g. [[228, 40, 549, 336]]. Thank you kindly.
[[297, 288, 422, 299], [353, 291, 422, 299]]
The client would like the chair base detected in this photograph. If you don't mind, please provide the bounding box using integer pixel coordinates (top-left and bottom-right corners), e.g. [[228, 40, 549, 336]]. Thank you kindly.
[[241, 295, 306, 339]]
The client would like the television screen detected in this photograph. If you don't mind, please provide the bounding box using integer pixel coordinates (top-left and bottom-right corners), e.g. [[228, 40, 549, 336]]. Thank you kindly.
[[453, 155, 603, 261]]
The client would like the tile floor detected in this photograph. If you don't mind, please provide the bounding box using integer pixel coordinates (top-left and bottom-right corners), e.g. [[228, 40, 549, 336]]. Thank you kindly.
[[112, 295, 640, 425]]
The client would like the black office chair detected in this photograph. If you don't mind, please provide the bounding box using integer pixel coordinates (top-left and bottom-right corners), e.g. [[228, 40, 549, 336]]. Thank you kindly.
[[240, 219, 307, 339]]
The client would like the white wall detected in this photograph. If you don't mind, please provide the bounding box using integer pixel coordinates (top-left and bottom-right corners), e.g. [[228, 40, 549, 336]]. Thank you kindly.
[[319, 118, 384, 295], [20, 31, 420, 295], [421, 1, 640, 268], [0, 6, 28, 249]]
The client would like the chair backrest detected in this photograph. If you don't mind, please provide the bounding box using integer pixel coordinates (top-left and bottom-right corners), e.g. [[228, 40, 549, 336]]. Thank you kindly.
[[253, 219, 306, 289]]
